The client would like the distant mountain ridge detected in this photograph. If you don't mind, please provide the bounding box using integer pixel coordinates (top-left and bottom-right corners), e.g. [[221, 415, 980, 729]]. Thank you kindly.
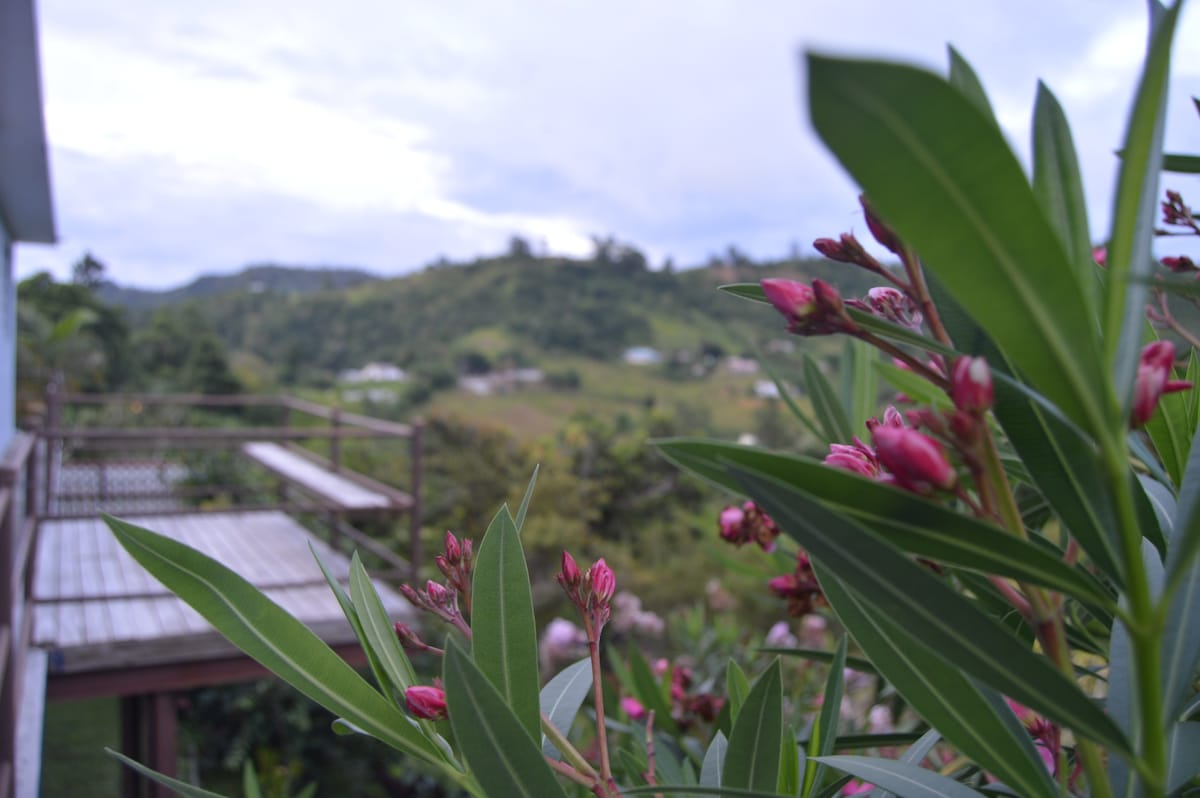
[[96, 264, 381, 311]]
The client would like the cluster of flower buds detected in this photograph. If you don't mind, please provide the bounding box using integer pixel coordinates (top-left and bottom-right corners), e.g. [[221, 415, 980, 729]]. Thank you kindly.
[[845, 286, 924, 332], [398, 577, 468, 631], [823, 405, 960, 496], [717, 500, 780, 551], [1133, 340, 1193, 427], [760, 278, 859, 336], [405, 683, 448, 721], [1161, 255, 1198, 275], [1162, 189, 1196, 231], [435, 530, 473, 603], [768, 550, 826, 618], [1004, 698, 1073, 783], [557, 552, 617, 633]]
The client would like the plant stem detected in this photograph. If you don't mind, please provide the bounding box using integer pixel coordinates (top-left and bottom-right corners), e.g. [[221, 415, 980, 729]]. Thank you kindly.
[[901, 247, 953, 348], [1101, 442, 1167, 795], [542, 712, 599, 780], [583, 616, 616, 790]]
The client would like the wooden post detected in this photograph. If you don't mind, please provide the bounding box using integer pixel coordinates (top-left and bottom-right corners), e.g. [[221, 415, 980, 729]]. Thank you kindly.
[[42, 380, 60, 517], [0, 468, 16, 797], [409, 420, 423, 582], [329, 407, 342, 473]]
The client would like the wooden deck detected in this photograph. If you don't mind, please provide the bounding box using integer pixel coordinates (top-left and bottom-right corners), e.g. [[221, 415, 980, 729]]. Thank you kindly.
[[32, 511, 413, 675]]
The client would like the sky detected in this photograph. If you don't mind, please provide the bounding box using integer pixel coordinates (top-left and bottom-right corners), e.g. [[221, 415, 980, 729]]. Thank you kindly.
[[13, 0, 1200, 289]]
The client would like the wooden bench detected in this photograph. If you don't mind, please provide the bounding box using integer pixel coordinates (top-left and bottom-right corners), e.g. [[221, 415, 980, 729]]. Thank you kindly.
[[241, 442, 412, 514], [240, 442, 415, 578]]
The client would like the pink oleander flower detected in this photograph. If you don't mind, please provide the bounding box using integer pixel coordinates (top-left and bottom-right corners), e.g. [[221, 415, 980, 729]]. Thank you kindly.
[[823, 440, 881, 478], [405, 685, 447, 720], [872, 425, 957, 493], [768, 551, 825, 618], [952, 356, 993, 415], [1133, 340, 1193, 427], [621, 696, 648, 721]]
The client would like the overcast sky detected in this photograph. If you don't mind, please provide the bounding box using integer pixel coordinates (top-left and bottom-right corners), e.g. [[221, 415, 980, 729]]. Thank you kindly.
[[13, 0, 1200, 289]]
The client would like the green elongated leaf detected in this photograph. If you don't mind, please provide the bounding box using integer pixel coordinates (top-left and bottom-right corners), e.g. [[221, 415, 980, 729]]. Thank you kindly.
[[349, 553, 419, 693], [107, 749, 231, 798], [1159, 433, 1200, 719], [723, 660, 783, 792], [514, 465, 539, 532], [539, 657, 592, 760], [471, 507, 540, 741], [815, 565, 1057, 798], [630, 643, 680, 734], [799, 732, 929, 750], [622, 787, 798, 797], [758, 646, 877, 674], [731, 468, 1130, 756], [718, 282, 769, 303], [946, 46, 997, 123], [808, 54, 1108, 437], [726, 659, 751, 722], [1165, 422, 1200, 628], [1168, 722, 1200, 791], [1162, 152, 1200, 173], [102, 516, 445, 764], [1104, 2, 1182, 418], [652, 441, 1115, 610], [779, 726, 801, 796], [990, 372, 1125, 583], [845, 339, 878, 436], [846, 308, 960, 359], [869, 728, 944, 798], [443, 639, 567, 798], [700, 731, 727, 787], [874, 361, 953, 410], [1031, 81, 1097, 313], [803, 636, 847, 798], [815, 756, 986, 798], [310, 543, 396, 701], [243, 761, 264, 798], [804, 354, 853, 444]]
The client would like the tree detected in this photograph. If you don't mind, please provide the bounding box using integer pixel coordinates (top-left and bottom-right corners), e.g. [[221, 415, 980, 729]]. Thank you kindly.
[[71, 252, 106, 289]]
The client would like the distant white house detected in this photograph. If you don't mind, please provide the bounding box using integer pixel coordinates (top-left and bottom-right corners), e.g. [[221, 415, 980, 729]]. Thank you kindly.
[[753, 380, 782, 399], [724, 356, 759, 375], [339, 362, 407, 384], [622, 346, 662, 366], [459, 368, 545, 396]]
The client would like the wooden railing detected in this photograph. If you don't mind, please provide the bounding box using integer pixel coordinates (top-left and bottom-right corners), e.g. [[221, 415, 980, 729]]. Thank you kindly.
[[0, 431, 40, 798], [39, 391, 423, 582]]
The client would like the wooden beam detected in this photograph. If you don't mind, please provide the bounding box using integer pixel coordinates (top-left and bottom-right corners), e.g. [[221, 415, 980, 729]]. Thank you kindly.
[[47, 643, 369, 702]]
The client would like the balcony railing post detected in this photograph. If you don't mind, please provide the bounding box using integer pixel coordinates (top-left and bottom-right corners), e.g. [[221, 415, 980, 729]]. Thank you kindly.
[[330, 407, 342, 473], [42, 379, 61, 516], [410, 419, 423, 583]]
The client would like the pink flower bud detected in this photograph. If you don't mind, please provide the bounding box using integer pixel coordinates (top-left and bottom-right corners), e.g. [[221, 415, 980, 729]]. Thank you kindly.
[[620, 696, 648, 721], [952, 356, 993, 415], [426, 580, 449, 605], [434, 555, 452, 578], [1162, 255, 1196, 273], [404, 685, 447, 720], [589, 558, 616, 606], [872, 426, 957, 493], [1133, 341, 1193, 426], [823, 443, 880, 478], [814, 237, 854, 262], [761, 278, 816, 327], [1092, 246, 1108, 268], [860, 195, 903, 255], [812, 279, 845, 316], [559, 550, 581, 588], [398, 583, 422, 607], [718, 505, 745, 543], [444, 530, 461, 563]]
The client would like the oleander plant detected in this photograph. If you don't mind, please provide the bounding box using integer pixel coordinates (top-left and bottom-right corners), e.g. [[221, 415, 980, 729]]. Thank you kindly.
[[106, 1, 1200, 795]]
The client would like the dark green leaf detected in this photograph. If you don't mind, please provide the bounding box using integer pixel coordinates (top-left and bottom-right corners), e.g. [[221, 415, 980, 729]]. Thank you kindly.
[[845, 308, 959, 358], [803, 636, 847, 798], [723, 660, 783, 792], [845, 339, 879, 436], [758, 646, 877, 674], [652, 441, 1115, 609], [731, 468, 1129, 756], [808, 53, 1108, 435], [630, 643, 680, 735], [539, 657, 592, 760], [815, 756, 987, 798], [804, 354, 853, 443], [725, 659, 751, 722], [471, 507, 541, 741], [946, 46, 997, 123], [102, 516, 445, 764], [1103, 2, 1181, 423], [779, 726, 801, 796], [349, 553, 419, 693], [1162, 152, 1200, 173], [869, 728, 944, 798], [1168, 722, 1200, 791], [1145, 348, 1195, 487], [243, 761, 264, 798], [815, 565, 1057, 798], [1031, 82, 1098, 313], [514, 465, 539, 532], [443, 639, 567, 798], [700, 731, 728, 787], [107, 749, 231, 797], [718, 283, 768, 303]]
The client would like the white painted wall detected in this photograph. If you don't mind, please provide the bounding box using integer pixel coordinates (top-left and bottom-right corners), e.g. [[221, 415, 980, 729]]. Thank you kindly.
[[0, 217, 13, 453]]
